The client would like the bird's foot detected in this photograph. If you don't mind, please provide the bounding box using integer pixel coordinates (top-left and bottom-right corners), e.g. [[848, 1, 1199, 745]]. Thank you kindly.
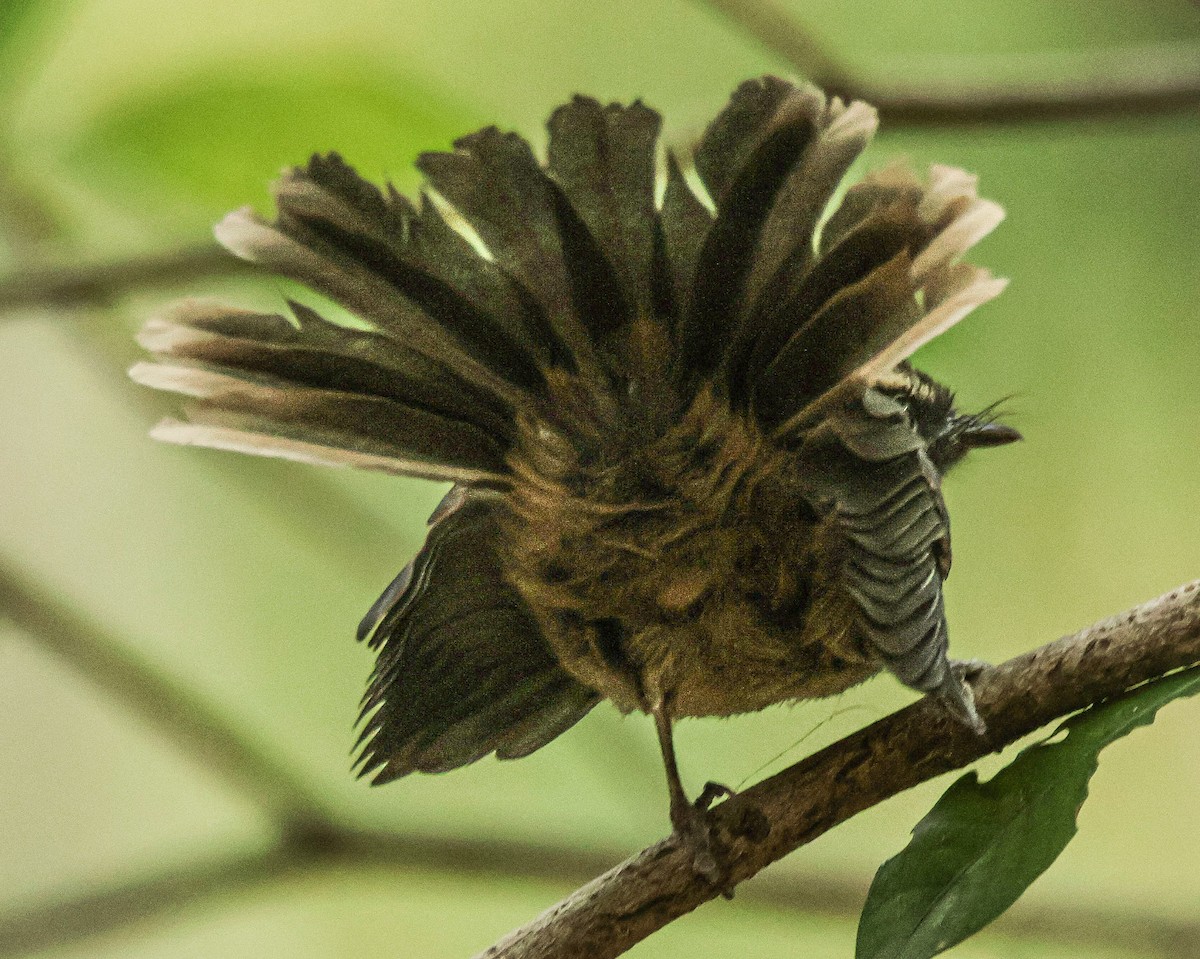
[[952, 658, 989, 682], [938, 658, 991, 735], [672, 782, 772, 897], [694, 780, 735, 813], [653, 703, 769, 895], [670, 782, 732, 884]]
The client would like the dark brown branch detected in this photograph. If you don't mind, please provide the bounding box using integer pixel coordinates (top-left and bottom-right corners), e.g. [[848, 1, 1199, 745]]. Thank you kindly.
[[850, 63, 1200, 129], [0, 242, 255, 315], [5, 822, 1196, 958], [0, 555, 336, 830], [479, 579, 1200, 959], [696, 0, 857, 91], [699, 0, 1200, 126], [2, 582, 1197, 955]]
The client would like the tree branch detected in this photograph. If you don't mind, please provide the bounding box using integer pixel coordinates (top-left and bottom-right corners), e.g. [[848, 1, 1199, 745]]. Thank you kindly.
[[699, 0, 1200, 126], [0, 242, 255, 316], [697, 0, 857, 91], [478, 579, 1200, 959], [0, 555, 337, 830], [4, 820, 1196, 958], [2, 582, 1197, 956]]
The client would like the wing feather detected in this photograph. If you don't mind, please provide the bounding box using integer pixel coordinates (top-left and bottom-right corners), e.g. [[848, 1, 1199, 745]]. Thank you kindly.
[[356, 492, 600, 782]]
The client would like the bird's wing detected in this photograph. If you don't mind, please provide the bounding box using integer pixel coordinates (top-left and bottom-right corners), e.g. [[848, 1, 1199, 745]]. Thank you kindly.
[[355, 488, 600, 783], [797, 396, 979, 727]]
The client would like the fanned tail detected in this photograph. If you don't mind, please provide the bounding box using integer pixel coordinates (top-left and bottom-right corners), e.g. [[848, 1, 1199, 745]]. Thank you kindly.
[[659, 77, 1003, 424], [133, 77, 1003, 488], [133, 99, 677, 478], [133, 76, 1011, 768]]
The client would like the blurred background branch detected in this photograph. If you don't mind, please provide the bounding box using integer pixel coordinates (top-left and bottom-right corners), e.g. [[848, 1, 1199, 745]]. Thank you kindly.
[[700, 0, 1200, 125], [3, 822, 1198, 959], [0, 243, 253, 315], [0, 556, 336, 830]]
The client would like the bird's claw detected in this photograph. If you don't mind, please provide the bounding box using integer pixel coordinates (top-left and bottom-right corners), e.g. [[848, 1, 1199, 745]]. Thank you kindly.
[[952, 658, 989, 682], [670, 781, 736, 890], [938, 658, 991, 735], [694, 780, 735, 812]]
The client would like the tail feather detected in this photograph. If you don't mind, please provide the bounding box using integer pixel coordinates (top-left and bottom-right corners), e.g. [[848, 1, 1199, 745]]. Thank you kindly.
[[730, 159, 1005, 429], [654, 151, 712, 336], [214, 210, 520, 401], [415, 127, 606, 377], [282, 153, 559, 381], [146, 416, 486, 481], [818, 161, 925, 255], [409, 190, 574, 376], [218, 164, 548, 403], [545, 96, 661, 337], [676, 79, 823, 384], [849, 269, 1008, 390], [691, 76, 811, 203], [132, 299, 512, 483], [734, 96, 878, 334], [753, 251, 921, 425], [132, 362, 508, 480], [140, 299, 514, 440], [731, 192, 927, 400]]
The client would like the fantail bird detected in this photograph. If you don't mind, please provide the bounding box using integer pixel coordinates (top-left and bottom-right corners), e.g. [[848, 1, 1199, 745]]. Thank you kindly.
[[131, 76, 1020, 878]]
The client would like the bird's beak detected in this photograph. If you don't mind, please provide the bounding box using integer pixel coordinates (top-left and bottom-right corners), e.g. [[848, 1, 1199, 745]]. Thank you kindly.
[[963, 421, 1023, 448]]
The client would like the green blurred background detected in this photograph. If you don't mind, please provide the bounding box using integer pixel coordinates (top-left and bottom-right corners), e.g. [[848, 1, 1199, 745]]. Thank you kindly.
[[1, 0, 1198, 956]]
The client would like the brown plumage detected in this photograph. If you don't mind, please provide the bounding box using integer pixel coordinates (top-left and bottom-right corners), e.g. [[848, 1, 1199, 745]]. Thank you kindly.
[[131, 76, 1019, 877]]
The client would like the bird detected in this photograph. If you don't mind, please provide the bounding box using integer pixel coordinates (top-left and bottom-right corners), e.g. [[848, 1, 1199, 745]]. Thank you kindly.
[[131, 75, 1020, 879]]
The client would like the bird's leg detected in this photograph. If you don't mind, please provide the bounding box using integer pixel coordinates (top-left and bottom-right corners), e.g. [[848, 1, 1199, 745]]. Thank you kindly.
[[651, 697, 729, 884]]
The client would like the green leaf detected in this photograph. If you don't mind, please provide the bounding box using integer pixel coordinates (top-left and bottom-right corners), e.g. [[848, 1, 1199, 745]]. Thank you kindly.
[[856, 667, 1200, 959], [0, 0, 48, 60], [0, 0, 69, 249], [0, 0, 40, 39], [0, 0, 65, 110], [61, 62, 481, 234]]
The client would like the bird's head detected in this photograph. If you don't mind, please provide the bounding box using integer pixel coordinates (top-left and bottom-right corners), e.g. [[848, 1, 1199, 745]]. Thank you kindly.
[[878, 365, 1021, 474]]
